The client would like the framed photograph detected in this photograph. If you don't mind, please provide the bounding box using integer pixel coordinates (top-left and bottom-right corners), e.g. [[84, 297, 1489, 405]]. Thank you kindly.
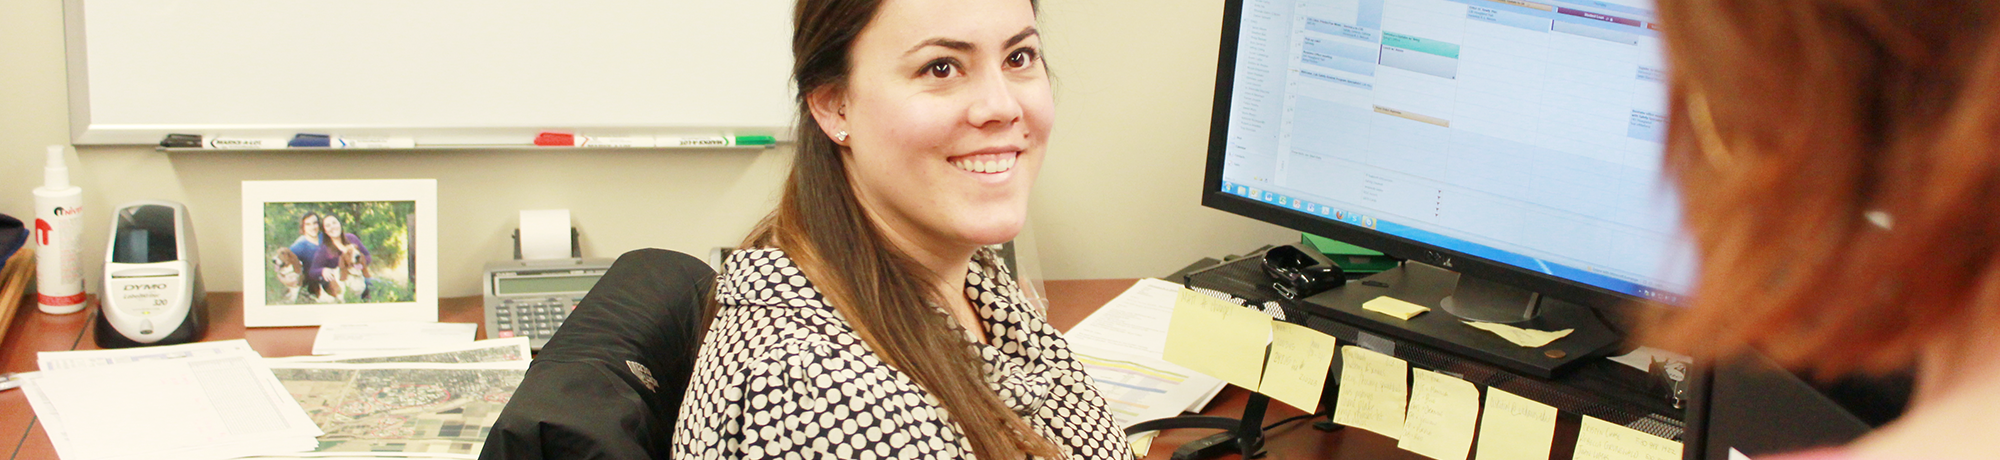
[[242, 179, 438, 327]]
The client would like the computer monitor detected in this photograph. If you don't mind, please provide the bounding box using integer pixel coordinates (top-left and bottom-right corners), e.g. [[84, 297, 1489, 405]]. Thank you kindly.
[[1203, 0, 1687, 376]]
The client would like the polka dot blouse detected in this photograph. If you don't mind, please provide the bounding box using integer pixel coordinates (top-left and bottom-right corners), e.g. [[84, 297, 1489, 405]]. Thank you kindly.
[[672, 248, 1130, 460]]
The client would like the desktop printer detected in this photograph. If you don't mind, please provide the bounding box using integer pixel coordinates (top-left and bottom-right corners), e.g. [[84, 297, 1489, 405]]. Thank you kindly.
[[96, 201, 206, 348]]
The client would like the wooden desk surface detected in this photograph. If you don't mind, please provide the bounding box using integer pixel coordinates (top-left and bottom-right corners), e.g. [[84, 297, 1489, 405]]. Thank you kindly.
[[1, 280, 1417, 460]]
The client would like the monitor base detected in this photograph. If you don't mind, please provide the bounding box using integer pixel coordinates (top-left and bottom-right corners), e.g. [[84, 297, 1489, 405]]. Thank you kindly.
[[1440, 275, 1544, 324], [1300, 261, 1622, 378]]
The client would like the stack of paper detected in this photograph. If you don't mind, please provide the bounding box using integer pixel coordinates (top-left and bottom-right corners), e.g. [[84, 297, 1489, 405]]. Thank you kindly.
[[24, 337, 534, 460], [1066, 279, 1229, 428], [22, 340, 325, 460], [309, 322, 480, 356]]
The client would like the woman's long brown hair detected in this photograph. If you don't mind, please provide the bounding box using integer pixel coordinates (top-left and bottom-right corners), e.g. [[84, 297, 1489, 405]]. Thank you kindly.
[[1650, 0, 2000, 377], [701, 0, 1061, 458]]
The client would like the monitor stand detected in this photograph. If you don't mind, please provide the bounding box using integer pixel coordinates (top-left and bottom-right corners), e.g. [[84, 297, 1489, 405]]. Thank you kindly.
[[1299, 260, 1622, 378], [1441, 275, 1544, 325]]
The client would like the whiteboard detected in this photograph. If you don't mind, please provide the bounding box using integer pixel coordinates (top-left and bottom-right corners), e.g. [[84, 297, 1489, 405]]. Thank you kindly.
[[64, 0, 797, 146]]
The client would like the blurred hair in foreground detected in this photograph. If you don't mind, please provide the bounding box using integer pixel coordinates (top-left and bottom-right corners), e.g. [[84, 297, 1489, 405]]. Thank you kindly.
[[1649, 0, 2000, 378]]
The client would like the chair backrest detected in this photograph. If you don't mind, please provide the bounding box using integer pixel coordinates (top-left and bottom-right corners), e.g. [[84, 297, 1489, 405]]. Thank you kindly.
[[480, 248, 716, 460]]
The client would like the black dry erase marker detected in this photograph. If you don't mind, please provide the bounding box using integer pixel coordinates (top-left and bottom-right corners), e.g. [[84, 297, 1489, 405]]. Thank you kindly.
[[160, 133, 203, 148]]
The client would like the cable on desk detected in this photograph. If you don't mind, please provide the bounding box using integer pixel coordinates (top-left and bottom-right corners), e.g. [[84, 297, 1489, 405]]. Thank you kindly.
[[67, 307, 96, 350], [9, 418, 34, 460], [1262, 411, 1329, 432]]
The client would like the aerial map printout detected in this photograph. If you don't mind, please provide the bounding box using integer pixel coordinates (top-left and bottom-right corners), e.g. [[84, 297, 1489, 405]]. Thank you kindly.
[[268, 362, 527, 456]]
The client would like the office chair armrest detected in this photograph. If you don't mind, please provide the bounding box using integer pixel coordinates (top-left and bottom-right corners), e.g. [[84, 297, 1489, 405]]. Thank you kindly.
[[481, 361, 658, 459], [482, 248, 716, 460]]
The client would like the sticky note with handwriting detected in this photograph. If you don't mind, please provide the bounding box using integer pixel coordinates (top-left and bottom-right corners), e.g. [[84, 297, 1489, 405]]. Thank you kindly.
[[1400, 368, 1481, 460], [1261, 321, 1338, 412], [1574, 415, 1682, 460], [1474, 388, 1556, 460], [1163, 289, 1272, 390], [1332, 345, 1408, 439]]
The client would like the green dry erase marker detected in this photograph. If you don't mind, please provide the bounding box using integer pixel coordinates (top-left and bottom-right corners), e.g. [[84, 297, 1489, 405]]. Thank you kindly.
[[656, 135, 776, 147]]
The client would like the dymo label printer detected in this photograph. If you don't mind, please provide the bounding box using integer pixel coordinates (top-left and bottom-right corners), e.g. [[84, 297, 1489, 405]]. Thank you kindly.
[[96, 201, 206, 348]]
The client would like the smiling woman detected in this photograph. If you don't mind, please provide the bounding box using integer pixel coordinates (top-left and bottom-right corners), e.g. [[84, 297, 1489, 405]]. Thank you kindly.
[[670, 0, 1128, 459]]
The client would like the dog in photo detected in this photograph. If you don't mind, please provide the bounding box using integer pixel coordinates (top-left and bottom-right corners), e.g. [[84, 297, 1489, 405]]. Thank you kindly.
[[271, 248, 305, 302], [339, 247, 368, 299]]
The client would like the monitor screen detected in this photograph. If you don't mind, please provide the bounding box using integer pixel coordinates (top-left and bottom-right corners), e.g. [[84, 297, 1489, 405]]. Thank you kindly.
[[1209, 0, 1690, 305]]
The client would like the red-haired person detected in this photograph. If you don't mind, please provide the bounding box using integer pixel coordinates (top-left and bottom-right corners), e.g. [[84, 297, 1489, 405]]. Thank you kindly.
[[1652, 2, 2000, 458]]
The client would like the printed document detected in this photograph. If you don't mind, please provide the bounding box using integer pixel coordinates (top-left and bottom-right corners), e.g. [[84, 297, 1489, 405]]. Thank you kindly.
[[1065, 279, 1230, 421], [24, 343, 322, 460], [312, 321, 479, 355], [1071, 344, 1223, 429]]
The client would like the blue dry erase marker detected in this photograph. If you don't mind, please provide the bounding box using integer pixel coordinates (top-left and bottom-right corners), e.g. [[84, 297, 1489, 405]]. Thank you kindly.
[[288, 133, 332, 147]]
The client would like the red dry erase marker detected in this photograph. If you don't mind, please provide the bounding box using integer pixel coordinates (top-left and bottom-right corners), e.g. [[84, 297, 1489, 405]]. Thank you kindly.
[[534, 132, 576, 146]]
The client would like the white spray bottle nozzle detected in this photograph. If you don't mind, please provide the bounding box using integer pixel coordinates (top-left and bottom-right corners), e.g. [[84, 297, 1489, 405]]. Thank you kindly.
[[44, 145, 71, 190]]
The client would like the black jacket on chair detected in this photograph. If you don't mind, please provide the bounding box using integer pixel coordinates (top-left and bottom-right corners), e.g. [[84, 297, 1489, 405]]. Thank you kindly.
[[479, 249, 716, 460]]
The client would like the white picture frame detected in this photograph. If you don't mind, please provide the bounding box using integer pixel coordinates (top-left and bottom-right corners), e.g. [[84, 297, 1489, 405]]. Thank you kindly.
[[241, 179, 438, 327]]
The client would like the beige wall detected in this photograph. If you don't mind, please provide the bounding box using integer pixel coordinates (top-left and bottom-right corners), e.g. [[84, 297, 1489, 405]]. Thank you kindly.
[[0, 0, 1296, 299]]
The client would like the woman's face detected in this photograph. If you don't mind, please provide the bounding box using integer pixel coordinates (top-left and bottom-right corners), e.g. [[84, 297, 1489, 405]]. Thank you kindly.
[[820, 0, 1052, 253], [301, 215, 320, 237], [322, 216, 343, 239]]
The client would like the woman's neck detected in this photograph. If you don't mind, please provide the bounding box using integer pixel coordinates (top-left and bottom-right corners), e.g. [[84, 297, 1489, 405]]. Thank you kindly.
[[864, 215, 984, 343], [1849, 328, 2000, 458]]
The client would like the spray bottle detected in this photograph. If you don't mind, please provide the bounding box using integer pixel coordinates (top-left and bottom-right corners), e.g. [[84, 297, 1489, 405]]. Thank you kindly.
[[34, 145, 85, 314]]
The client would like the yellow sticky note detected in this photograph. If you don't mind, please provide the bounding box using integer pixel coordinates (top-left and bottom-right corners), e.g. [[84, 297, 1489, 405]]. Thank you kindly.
[[1128, 432, 1157, 457], [1574, 416, 1683, 460], [1332, 345, 1408, 439], [1464, 321, 1573, 348], [1163, 289, 1272, 390], [1261, 321, 1338, 412], [1474, 388, 1556, 460], [1400, 369, 1481, 460], [1363, 296, 1431, 320]]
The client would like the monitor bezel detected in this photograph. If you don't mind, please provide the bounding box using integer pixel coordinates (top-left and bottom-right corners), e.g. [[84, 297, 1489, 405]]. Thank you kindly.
[[1201, 0, 1674, 314]]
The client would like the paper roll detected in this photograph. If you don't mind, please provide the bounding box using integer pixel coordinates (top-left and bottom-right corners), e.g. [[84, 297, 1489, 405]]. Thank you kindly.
[[519, 209, 572, 260]]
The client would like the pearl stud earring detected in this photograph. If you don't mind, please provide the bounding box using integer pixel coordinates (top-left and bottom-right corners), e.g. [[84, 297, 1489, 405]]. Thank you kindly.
[[835, 131, 849, 142]]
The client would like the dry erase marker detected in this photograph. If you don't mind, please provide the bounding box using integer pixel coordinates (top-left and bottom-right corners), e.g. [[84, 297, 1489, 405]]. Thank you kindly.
[[288, 133, 332, 147], [206, 137, 287, 149], [534, 132, 577, 146], [334, 136, 416, 149], [656, 135, 777, 147], [159, 133, 203, 148], [0, 372, 34, 392], [580, 135, 655, 148]]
